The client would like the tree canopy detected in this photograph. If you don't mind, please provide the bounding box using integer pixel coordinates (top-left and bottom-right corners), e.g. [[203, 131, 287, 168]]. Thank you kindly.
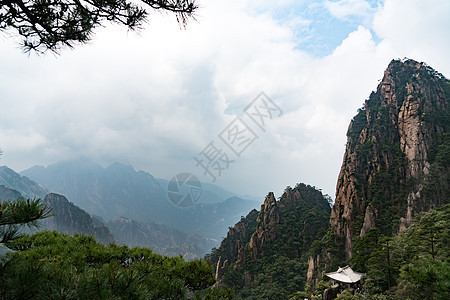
[[0, 0, 198, 52], [1, 231, 232, 299]]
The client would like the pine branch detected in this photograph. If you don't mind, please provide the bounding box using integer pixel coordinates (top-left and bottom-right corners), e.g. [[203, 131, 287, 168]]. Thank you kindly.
[[0, 197, 53, 243]]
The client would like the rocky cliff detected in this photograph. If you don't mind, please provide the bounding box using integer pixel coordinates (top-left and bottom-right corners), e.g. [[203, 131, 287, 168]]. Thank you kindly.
[[330, 59, 449, 258], [208, 183, 331, 298], [43, 193, 115, 244]]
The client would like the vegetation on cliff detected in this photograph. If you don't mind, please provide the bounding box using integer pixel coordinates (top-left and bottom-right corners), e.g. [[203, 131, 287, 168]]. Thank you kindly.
[[354, 204, 449, 299], [207, 183, 331, 299], [330, 59, 449, 260], [295, 59, 449, 299], [293, 204, 449, 299]]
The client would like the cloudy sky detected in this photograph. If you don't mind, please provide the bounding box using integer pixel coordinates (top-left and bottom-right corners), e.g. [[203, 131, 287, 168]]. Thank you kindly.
[[0, 0, 449, 201]]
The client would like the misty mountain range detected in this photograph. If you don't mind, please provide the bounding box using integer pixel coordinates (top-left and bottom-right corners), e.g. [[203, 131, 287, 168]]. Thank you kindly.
[[0, 160, 259, 257]]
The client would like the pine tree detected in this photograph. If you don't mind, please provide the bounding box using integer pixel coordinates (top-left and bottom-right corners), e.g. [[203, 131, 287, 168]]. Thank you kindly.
[[0, 0, 198, 53], [0, 197, 52, 243]]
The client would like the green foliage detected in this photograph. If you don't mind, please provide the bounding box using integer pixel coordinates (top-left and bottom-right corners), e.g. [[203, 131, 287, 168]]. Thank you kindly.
[[351, 228, 381, 273], [211, 184, 331, 299], [356, 204, 450, 298], [314, 278, 333, 296], [337, 290, 359, 299], [422, 132, 450, 205], [397, 259, 450, 300], [0, 197, 52, 243], [288, 290, 309, 300], [0, 0, 198, 53], [0, 231, 231, 299], [347, 107, 367, 148], [236, 256, 306, 300]]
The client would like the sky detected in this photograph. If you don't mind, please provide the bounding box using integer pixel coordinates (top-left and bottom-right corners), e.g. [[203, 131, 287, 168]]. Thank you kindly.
[[0, 0, 449, 201]]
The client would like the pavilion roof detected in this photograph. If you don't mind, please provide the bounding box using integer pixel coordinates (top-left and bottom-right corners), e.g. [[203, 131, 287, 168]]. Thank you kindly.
[[325, 265, 364, 284]]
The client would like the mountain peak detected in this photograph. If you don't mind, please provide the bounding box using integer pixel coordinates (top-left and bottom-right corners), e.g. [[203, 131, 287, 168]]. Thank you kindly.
[[331, 59, 449, 258], [0, 166, 48, 198], [106, 162, 135, 171], [208, 184, 331, 298]]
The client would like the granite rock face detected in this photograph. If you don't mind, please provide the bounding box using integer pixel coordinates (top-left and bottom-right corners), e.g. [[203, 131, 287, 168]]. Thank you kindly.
[[330, 59, 449, 258], [43, 193, 115, 244], [209, 183, 331, 288]]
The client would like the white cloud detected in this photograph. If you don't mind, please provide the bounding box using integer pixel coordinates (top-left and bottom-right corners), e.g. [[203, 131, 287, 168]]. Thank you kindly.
[[0, 0, 449, 200], [373, 0, 450, 77]]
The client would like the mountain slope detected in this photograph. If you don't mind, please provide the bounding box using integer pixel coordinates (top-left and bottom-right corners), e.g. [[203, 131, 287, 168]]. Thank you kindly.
[[107, 217, 216, 259], [22, 160, 168, 222], [208, 183, 331, 299], [330, 59, 449, 258], [0, 166, 48, 199], [43, 193, 115, 244], [0, 185, 22, 201]]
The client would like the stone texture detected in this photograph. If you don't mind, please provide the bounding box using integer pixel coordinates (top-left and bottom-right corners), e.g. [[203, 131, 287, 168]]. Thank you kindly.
[[44, 193, 115, 244], [330, 59, 449, 258]]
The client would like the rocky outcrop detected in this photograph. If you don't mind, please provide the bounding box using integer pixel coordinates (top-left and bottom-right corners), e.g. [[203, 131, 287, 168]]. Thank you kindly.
[[209, 183, 331, 294], [307, 254, 322, 283], [360, 204, 376, 237], [210, 208, 258, 273], [43, 193, 115, 244], [247, 192, 279, 260], [330, 59, 449, 258]]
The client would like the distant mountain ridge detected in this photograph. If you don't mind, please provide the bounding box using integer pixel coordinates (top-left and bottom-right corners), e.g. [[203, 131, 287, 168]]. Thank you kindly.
[[22, 160, 167, 222], [0, 167, 221, 258], [107, 217, 217, 259], [0, 166, 48, 198], [21, 159, 259, 243], [156, 178, 260, 204]]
